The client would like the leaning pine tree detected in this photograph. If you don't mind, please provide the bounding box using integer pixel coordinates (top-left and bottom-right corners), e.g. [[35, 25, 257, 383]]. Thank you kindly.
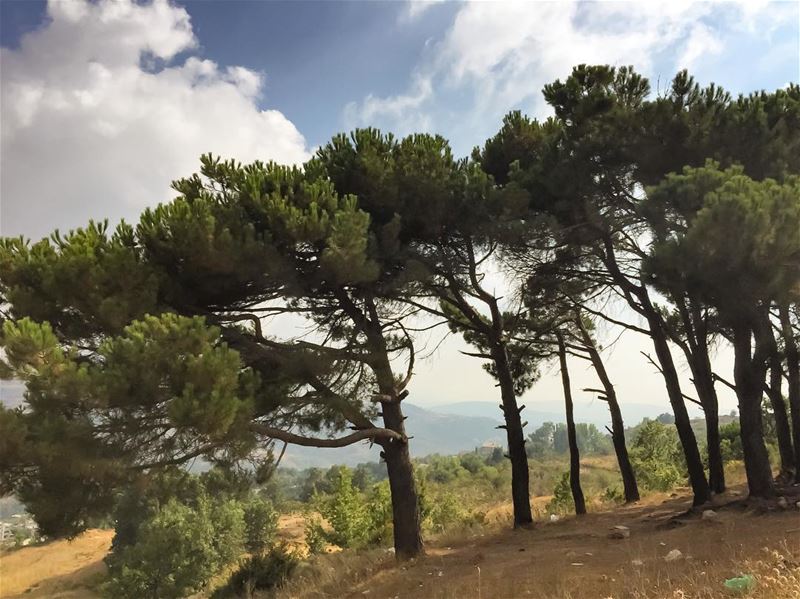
[[0, 155, 427, 557]]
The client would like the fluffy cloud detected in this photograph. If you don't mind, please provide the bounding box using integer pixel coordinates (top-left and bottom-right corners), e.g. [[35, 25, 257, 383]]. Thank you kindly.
[[350, 0, 795, 153], [1, 0, 310, 240]]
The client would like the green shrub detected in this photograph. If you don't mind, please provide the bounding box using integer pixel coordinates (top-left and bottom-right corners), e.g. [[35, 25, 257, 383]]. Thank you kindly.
[[363, 481, 393, 545], [629, 420, 686, 491], [213, 544, 299, 598], [602, 486, 624, 505], [304, 516, 327, 555], [314, 469, 396, 549], [105, 496, 243, 599], [424, 489, 485, 533], [243, 496, 278, 555], [720, 420, 744, 462], [546, 471, 574, 514], [316, 467, 367, 548]]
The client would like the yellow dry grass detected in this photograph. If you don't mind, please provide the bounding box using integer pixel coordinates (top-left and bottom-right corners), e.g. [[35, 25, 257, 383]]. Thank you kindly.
[[1, 480, 797, 599], [276, 487, 800, 599], [0, 528, 112, 599]]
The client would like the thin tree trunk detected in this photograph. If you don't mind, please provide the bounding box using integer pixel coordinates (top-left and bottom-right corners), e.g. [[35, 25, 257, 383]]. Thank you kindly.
[[762, 310, 795, 481], [647, 316, 711, 505], [765, 357, 796, 482], [600, 240, 709, 504], [492, 344, 534, 527], [575, 317, 639, 502], [688, 355, 726, 494], [779, 304, 800, 484], [556, 331, 586, 515], [732, 322, 775, 498]]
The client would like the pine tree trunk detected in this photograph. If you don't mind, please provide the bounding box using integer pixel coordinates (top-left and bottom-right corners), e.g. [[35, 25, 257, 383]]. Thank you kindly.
[[364, 296, 424, 560], [732, 323, 775, 498], [687, 356, 726, 494], [765, 338, 796, 481], [575, 318, 639, 502], [646, 316, 711, 505], [492, 344, 534, 527], [557, 332, 586, 515], [380, 403, 424, 560], [779, 305, 800, 484], [601, 242, 708, 504]]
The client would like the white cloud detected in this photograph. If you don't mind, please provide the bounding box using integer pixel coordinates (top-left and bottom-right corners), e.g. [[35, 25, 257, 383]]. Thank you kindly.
[[343, 76, 434, 136], [347, 0, 795, 153], [401, 0, 448, 23], [0, 0, 311, 240]]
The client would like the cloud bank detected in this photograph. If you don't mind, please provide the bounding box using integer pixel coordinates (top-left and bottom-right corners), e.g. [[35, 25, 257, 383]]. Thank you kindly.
[[1, 0, 311, 240]]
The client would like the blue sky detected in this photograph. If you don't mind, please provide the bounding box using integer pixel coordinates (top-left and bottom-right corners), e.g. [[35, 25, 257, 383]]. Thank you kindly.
[[0, 0, 798, 414]]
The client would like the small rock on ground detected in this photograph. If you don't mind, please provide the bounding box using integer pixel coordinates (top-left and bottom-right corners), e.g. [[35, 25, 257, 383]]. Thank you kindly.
[[664, 549, 683, 562], [608, 525, 630, 539]]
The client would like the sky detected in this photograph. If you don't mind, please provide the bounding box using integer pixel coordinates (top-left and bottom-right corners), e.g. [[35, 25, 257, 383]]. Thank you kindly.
[[1, 0, 799, 422]]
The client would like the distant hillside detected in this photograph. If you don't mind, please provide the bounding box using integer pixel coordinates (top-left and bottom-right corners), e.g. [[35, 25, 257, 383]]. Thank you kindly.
[[281, 403, 504, 468], [427, 399, 705, 429]]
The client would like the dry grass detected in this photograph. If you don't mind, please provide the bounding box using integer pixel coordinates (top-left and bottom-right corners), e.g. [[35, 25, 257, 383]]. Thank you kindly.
[[276, 487, 800, 599], [1, 481, 797, 599], [0, 529, 112, 599]]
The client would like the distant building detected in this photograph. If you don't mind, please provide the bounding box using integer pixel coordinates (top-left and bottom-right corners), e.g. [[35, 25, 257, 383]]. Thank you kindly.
[[476, 441, 501, 457]]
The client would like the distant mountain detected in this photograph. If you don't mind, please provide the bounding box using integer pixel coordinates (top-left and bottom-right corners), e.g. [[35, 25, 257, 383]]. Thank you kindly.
[[426, 399, 704, 430], [281, 403, 504, 469], [428, 401, 558, 425]]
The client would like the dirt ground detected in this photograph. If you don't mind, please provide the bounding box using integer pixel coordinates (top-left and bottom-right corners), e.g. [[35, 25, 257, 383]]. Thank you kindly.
[[275, 485, 800, 599], [1, 489, 798, 599], [332, 490, 800, 599]]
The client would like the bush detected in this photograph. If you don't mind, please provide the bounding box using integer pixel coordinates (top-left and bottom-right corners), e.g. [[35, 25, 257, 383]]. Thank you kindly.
[[243, 496, 278, 555], [316, 467, 367, 548], [213, 544, 299, 598], [546, 471, 574, 514], [720, 420, 744, 463], [362, 481, 393, 545], [629, 420, 686, 492], [105, 472, 247, 599], [304, 515, 327, 555], [105, 496, 243, 599], [602, 486, 624, 505], [423, 489, 485, 533]]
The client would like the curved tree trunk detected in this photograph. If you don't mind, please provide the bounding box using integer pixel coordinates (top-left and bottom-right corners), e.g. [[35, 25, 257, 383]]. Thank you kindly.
[[779, 305, 800, 484], [556, 331, 586, 515], [760, 312, 796, 482], [365, 296, 424, 560], [762, 310, 795, 481], [492, 344, 534, 527], [765, 358, 796, 482], [687, 356, 726, 494], [575, 317, 639, 502], [647, 316, 711, 505], [600, 240, 709, 504], [732, 322, 775, 498]]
